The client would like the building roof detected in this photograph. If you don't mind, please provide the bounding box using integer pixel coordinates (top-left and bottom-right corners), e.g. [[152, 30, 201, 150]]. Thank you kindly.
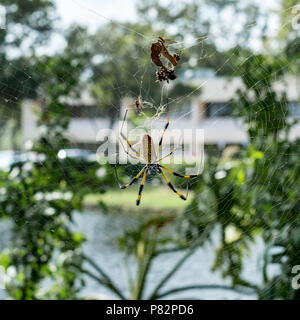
[[190, 76, 300, 103]]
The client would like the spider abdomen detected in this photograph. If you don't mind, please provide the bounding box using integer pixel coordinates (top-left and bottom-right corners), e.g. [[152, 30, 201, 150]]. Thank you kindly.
[[141, 134, 156, 163]]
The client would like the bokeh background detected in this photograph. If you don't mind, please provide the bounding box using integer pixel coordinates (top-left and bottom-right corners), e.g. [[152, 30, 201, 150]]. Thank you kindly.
[[0, 0, 299, 300]]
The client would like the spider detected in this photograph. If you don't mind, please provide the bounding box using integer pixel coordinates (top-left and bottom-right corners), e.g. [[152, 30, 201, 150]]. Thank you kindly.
[[116, 110, 198, 206]]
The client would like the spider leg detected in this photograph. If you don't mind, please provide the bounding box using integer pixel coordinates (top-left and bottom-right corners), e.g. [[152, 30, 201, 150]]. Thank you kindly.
[[120, 109, 143, 160], [117, 166, 146, 189], [156, 146, 178, 162], [159, 168, 188, 200], [136, 170, 147, 206], [158, 111, 170, 154], [119, 136, 141, 161], [159, 164, 198, 178]]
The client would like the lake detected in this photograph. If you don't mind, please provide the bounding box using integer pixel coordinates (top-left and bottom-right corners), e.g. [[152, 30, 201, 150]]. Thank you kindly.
[[0, 210, 264, 299]]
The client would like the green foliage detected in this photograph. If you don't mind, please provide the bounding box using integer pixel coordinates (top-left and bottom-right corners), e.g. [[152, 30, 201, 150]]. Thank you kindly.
[[63, 22, 200, 124], [232, 53, 291, 141], [182, 150, 261, 286], [0, 0, 56, 100], [185, 52, 300, 299], [136, 0, 264, 73], [0, 53, 114, 299], [0, 0, 56, 148], [0, 0, 56, 48], [0, 0, 299, 301]]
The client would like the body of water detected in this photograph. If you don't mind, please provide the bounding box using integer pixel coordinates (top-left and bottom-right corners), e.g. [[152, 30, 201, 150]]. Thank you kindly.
[[0, 210, 265, 299]]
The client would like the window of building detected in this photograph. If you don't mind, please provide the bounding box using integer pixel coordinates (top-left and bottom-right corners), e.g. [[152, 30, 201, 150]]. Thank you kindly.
[[205, 102, 232, 117], [68, 105, 102, 118]]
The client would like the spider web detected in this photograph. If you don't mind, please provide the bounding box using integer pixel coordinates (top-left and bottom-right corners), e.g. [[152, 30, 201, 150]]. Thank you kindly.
[[0, 0, 299, 300]]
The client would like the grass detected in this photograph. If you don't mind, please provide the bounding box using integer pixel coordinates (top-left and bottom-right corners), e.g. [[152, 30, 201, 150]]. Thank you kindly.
[[84, 186, 193, 214]]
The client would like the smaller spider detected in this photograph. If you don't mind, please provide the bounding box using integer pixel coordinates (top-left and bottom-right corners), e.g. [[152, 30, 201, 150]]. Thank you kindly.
[[117, 110, 198, 206]]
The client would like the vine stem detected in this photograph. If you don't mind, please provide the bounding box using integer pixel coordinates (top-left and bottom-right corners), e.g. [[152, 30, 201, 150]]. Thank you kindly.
[[153, 284, 256, 300], [148, 247, 196, 300], [73, 257, 126, 300]]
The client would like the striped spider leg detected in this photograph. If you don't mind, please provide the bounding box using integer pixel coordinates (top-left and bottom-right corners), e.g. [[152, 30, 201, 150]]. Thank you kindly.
[[155, 114, 198, 200], [157, 112, 181, 163], [119, 108, 143, 161], [117, 109, 150, 206]]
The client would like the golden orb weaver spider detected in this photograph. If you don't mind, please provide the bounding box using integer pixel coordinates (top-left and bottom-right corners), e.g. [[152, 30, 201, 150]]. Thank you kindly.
[[116, 109, 198, 206]]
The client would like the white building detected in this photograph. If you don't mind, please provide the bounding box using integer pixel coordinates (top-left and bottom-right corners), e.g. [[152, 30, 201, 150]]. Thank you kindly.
[[21, 77, 300, 154]]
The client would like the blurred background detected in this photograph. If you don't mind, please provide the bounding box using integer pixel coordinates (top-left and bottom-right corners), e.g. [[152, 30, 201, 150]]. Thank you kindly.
[[0, 0, 299, 300]]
